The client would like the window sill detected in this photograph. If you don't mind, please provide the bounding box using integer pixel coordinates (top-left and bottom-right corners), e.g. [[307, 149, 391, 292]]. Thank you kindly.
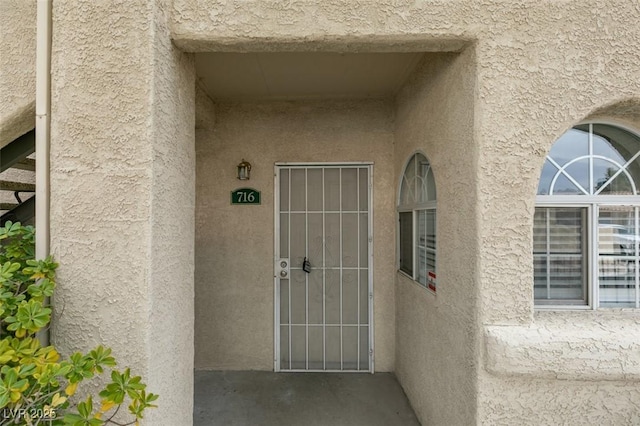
[[484, 310, 640, 381], [397, 270, 436, 296]]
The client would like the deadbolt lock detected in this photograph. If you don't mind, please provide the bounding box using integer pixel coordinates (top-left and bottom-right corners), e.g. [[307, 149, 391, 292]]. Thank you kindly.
[[276, 258, 290, 279]]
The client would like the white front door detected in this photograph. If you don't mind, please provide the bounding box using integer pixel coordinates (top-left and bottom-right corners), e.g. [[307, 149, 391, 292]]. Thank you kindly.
[[274, 164, 373, 372]]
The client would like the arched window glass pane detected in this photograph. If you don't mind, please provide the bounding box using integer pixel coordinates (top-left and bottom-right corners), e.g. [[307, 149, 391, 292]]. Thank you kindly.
[[592, 124, 640, 195], [593, 134, 625, 163], [400, 155, 417, 205], [549, 128, 588, 165], [400, 176, 410, 206], [399, 153, 435, 207], [564, 159, 590, 194], [552, 174, 583, 195], [425, 167, 436, 202], [593, 124, 639, 161], [417, 159, 428, 203], [597, 170, 634, 195], [540, 124, 640, 196], [538, 160, 557, 195]]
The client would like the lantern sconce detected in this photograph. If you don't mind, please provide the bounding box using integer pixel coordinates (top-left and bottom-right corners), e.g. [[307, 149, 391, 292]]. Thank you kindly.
[[237, 159, 252, 180]]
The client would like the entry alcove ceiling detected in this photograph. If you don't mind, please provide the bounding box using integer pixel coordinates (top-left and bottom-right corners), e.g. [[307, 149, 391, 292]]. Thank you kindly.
[[195, 52, 425, 101]]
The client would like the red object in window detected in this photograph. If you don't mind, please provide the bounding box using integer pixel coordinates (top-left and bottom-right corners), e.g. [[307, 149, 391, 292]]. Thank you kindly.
[[428, 271, 436, 291]]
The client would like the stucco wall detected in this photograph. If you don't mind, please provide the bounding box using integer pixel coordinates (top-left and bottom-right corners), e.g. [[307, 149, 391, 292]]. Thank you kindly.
[[472, 4, 640, 424], [393, 50, 478, 425], [482, 311, 640, 425], [0, 0, 35, 147], [472, 3, 640, 327], [147, 2, 196, 424], [175, 1, 640, 424], [3, 0, 640, 424], [49, 1, 195, 424], [478, 111, 640, 424], [195, 99, 396, 372]]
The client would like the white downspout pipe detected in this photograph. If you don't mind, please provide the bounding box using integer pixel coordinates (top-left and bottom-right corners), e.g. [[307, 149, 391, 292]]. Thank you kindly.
[[36, 0, 52, 346]]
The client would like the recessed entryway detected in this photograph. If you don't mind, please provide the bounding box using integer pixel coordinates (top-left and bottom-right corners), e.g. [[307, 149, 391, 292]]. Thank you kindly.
[[194, 47, 474, 426]]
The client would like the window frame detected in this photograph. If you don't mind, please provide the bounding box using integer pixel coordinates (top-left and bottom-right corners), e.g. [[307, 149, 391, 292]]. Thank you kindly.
[[534, 202, 593, 309], [397, 152, 437, 293], [535, 121, 640, 310]]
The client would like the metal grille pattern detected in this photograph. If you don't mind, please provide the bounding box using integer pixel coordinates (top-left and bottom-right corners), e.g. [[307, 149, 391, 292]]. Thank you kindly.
[[275, 165, 373, 372]]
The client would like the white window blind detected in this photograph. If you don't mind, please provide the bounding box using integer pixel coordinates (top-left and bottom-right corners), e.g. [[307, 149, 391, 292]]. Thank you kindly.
[[534, 207, 587, 304], [598, 206, 639, 308], [417, 210, 436, 287]]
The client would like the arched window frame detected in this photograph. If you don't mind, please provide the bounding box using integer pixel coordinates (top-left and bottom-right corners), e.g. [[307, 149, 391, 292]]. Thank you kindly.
[[535, 121, 640, 309], [397, 152, 437, 292]]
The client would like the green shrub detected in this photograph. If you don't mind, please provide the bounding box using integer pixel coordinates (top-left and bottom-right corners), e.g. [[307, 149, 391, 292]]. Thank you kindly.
[[0, 222, 157, 425]]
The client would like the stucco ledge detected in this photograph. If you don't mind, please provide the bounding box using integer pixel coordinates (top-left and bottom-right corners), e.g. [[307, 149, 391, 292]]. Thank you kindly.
[[484, 311, 640, 381]]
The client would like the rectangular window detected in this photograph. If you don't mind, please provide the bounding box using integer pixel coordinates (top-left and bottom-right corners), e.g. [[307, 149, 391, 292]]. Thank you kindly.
[[399, 212, 413, 276], [534, 207, 588, 305], [416, 209, 436, 288], [598, 206, 639, 308]]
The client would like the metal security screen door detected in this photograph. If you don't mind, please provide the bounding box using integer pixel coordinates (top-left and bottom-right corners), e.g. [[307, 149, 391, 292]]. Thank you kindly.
[[274, 164, 373, 372]]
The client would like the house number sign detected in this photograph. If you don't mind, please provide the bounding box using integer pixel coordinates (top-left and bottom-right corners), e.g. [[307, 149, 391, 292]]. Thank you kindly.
[[231, 188, 261, 205]]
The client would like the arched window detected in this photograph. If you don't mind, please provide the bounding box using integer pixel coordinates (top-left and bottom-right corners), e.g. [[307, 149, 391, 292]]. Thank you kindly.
[[535, 123, 640, 308], [398, 152, 437, 291]]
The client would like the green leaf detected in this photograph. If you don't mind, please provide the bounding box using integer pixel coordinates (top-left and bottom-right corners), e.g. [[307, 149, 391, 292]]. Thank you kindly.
[[0, 262, 20, 281], [78, 396, 93, 418], [88, 346, 116, 374], [0, 392, 9, 409], [27, 278, 56, 299], [99, 368, 145, 404], [10, 300, 51, 335], [62, 412, 103, 426], [0, 366, 29, 406], [16, 363, 36, 377], [63, 352, 95, 383]]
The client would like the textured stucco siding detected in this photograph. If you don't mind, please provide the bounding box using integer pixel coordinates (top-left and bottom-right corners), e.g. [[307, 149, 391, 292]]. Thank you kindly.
[[394, 50, 478, 426], [485, 312, 640, 381], [0, 0, 36, 147], [2, 0, 640, 424], [171, 0, 472, 53], [195, 99, 396, 372], [473, 1, 640, 327], [50, 0, 154, 393], [147, 1, 196, 424], [174, 1, 640, 425], [49, 1, 195, 424], [472, 3, 640, 424], [481, 313, 640, 425]]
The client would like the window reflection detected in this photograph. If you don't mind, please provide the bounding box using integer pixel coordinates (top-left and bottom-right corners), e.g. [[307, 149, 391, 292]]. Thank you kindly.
[[538, 124, 640, 195]]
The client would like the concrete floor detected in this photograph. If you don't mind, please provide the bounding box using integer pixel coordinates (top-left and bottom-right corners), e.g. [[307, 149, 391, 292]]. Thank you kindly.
[[194, 370, 421, 426]]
